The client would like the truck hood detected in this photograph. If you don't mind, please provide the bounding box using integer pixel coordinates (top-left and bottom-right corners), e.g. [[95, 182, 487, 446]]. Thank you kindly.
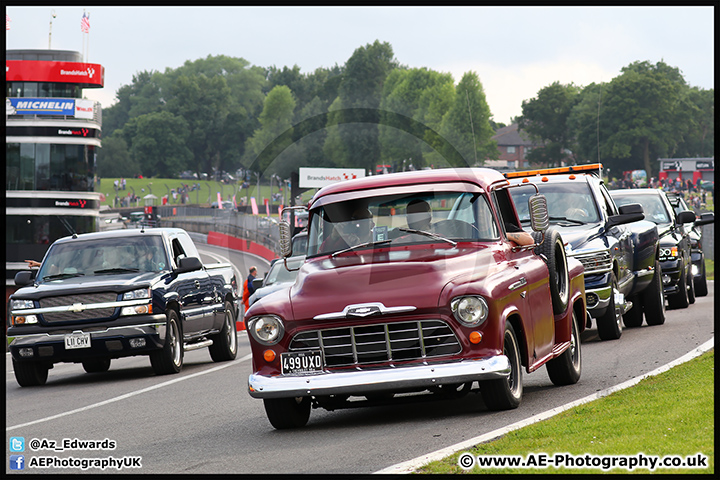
[[283, 245, 502, 321], [545, 224, 609, 254], [12, 272, 163, 299]]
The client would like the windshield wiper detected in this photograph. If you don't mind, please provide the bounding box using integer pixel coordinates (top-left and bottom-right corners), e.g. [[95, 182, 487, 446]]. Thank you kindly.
[[548, 216, 586, 225], [397, 228, 458, 246], [332, 240, 393, 257], [94, 267, 141, 275], [43, 272, 85, 281]]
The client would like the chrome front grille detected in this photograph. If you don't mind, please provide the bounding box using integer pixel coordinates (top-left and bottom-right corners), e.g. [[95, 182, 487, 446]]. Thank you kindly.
[[288, 319, 461, 368], [38, 292, 118, 323], [572, 251, 612, 275]]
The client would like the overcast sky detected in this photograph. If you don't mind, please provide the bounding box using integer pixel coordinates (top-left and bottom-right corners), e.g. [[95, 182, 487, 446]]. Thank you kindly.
[[6, 6, 715, 125]]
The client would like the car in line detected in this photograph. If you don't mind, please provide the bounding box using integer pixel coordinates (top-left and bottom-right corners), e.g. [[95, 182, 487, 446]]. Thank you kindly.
[[245, 168, 587, 429], [248, 255, 305, 307], [610, 188, 696, 309], [507, 164, 662, 338], [8, 228, 239, 386], [664, 192, 714, 297]]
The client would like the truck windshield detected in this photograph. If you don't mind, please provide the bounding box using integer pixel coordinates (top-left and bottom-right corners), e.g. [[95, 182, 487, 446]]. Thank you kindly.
[[307, 191, 498, 256], [510, 182, 600, 225], [612, 193, 671, 225], [37, 236, 168, 281]]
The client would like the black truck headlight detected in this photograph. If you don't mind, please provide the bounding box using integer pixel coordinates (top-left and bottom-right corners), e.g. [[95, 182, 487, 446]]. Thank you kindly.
[[659, 246, 678, 261], [248, 315, 285, 345], [451, 296, 489, 327], [123, 288, 151, 300], [11, 299, 38, 325], [11, 299, 35, 310]]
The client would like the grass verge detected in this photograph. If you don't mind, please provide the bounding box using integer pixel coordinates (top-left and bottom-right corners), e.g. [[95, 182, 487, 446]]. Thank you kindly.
[[706, 259, 714, 281], [417, 350, 714, 474], [98, 177, 287, 208]]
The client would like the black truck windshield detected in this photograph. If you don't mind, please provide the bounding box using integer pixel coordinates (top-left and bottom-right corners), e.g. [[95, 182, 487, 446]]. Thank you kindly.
[[38, 236, 168, 280]]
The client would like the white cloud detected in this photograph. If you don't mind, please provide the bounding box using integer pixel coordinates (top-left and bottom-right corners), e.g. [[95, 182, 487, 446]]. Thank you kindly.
[[442, 61, 620, 125]]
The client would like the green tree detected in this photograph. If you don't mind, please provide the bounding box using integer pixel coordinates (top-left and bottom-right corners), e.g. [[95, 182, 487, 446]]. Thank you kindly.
[[281, 96, 334, 176], [243, 85, 297, 176], [102, 70, 165, 139], [95, 134, 137, 177], [674, 87, 714, 158], [165, 74, 233, 178], [437, 72, 497, 166], [379, 68, 455, 170], [598, 61, 690, 176], [518, 81, 581, 166], [566, 82, 605, 165], [128, 111, 192, 178], [328, 40, 398, 172]]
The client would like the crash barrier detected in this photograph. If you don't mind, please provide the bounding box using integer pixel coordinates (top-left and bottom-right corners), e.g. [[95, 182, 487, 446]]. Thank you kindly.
[[155, 205, 280, 256], [206, 231, 277, 262]]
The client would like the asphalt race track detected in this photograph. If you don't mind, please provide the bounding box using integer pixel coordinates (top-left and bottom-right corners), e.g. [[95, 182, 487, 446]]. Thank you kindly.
[[5, 243, 714, 474]]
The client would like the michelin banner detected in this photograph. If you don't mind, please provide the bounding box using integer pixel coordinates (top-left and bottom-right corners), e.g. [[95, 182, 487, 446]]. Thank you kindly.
[[7, 97, 95, 118]]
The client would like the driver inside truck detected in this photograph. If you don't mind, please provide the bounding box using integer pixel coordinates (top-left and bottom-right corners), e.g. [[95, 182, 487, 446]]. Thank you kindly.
[[137, 243, 164, 271], [406, 199, 433, 231]]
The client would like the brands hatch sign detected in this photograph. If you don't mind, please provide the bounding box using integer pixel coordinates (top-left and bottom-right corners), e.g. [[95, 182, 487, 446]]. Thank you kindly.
[[6, 60, 105, 87], [299, 167, 366, 189]]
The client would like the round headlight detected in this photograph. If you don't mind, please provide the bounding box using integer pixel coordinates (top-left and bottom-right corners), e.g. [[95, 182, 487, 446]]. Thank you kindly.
[[249, 315, 285, 345], [451, 296, 489, 326]]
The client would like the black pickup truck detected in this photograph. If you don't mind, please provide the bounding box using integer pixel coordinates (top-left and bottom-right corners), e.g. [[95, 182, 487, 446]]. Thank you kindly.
[[507, 164, 662, 340], [8, 228, 240, 387]]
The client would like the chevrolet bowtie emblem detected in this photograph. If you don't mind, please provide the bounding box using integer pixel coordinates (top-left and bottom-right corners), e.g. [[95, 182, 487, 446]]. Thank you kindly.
[[68, 303, 86, 313], [347, 306, 380, 317]]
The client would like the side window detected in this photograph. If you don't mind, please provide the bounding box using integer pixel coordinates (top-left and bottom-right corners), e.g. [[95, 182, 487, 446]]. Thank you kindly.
[[493, 188, 521, 234], [599, 185, 617, 217], [171, 238, 186, 266]]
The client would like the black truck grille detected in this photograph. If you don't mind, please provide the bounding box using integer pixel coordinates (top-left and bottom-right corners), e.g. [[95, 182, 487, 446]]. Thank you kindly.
[[38, 293, 118, 323], [288, 319, 461, 368]]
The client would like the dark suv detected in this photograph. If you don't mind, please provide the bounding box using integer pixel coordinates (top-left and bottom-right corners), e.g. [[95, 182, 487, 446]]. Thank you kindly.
[[665, 193, 714, 297], [610, 189, 696, 309]]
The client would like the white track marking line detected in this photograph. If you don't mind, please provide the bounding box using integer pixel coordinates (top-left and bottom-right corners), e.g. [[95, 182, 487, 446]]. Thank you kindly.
[[6, 354, 252, 432]]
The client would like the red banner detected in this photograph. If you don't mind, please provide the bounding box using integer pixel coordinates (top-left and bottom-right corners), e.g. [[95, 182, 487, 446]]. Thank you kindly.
[[6, 60, 104, 87]]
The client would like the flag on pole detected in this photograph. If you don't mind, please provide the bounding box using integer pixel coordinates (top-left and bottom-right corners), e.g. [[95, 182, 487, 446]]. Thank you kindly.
[[81, 12, 90, 33], [6, 14, 11, 31]]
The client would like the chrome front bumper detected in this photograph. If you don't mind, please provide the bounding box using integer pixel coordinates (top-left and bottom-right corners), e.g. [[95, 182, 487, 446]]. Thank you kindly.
[[7, 321, 166, 348], [585, 285, 612, 312], [248, 355, 510, 399]]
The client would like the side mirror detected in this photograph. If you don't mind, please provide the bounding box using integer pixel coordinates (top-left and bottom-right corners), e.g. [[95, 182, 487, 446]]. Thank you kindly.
[[676, 210, 697, 225], [528, 194, 549, 232], [15, 271, 35, 287], [618, 203, 644, 215], [278, 220, 293, 258], [176, 256, 202, 274], [607, 203, 644, 228], [694, 212, 714, 227], [252, 277, 264, 289]]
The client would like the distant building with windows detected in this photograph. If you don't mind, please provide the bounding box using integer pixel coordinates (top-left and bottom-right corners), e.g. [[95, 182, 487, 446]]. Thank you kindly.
[[5, 49, 105, 299], [485, 123, 544, 171]]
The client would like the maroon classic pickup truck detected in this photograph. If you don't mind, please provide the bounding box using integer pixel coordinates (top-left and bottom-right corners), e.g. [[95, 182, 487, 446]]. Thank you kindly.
[[245, 168, 587, 429]]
